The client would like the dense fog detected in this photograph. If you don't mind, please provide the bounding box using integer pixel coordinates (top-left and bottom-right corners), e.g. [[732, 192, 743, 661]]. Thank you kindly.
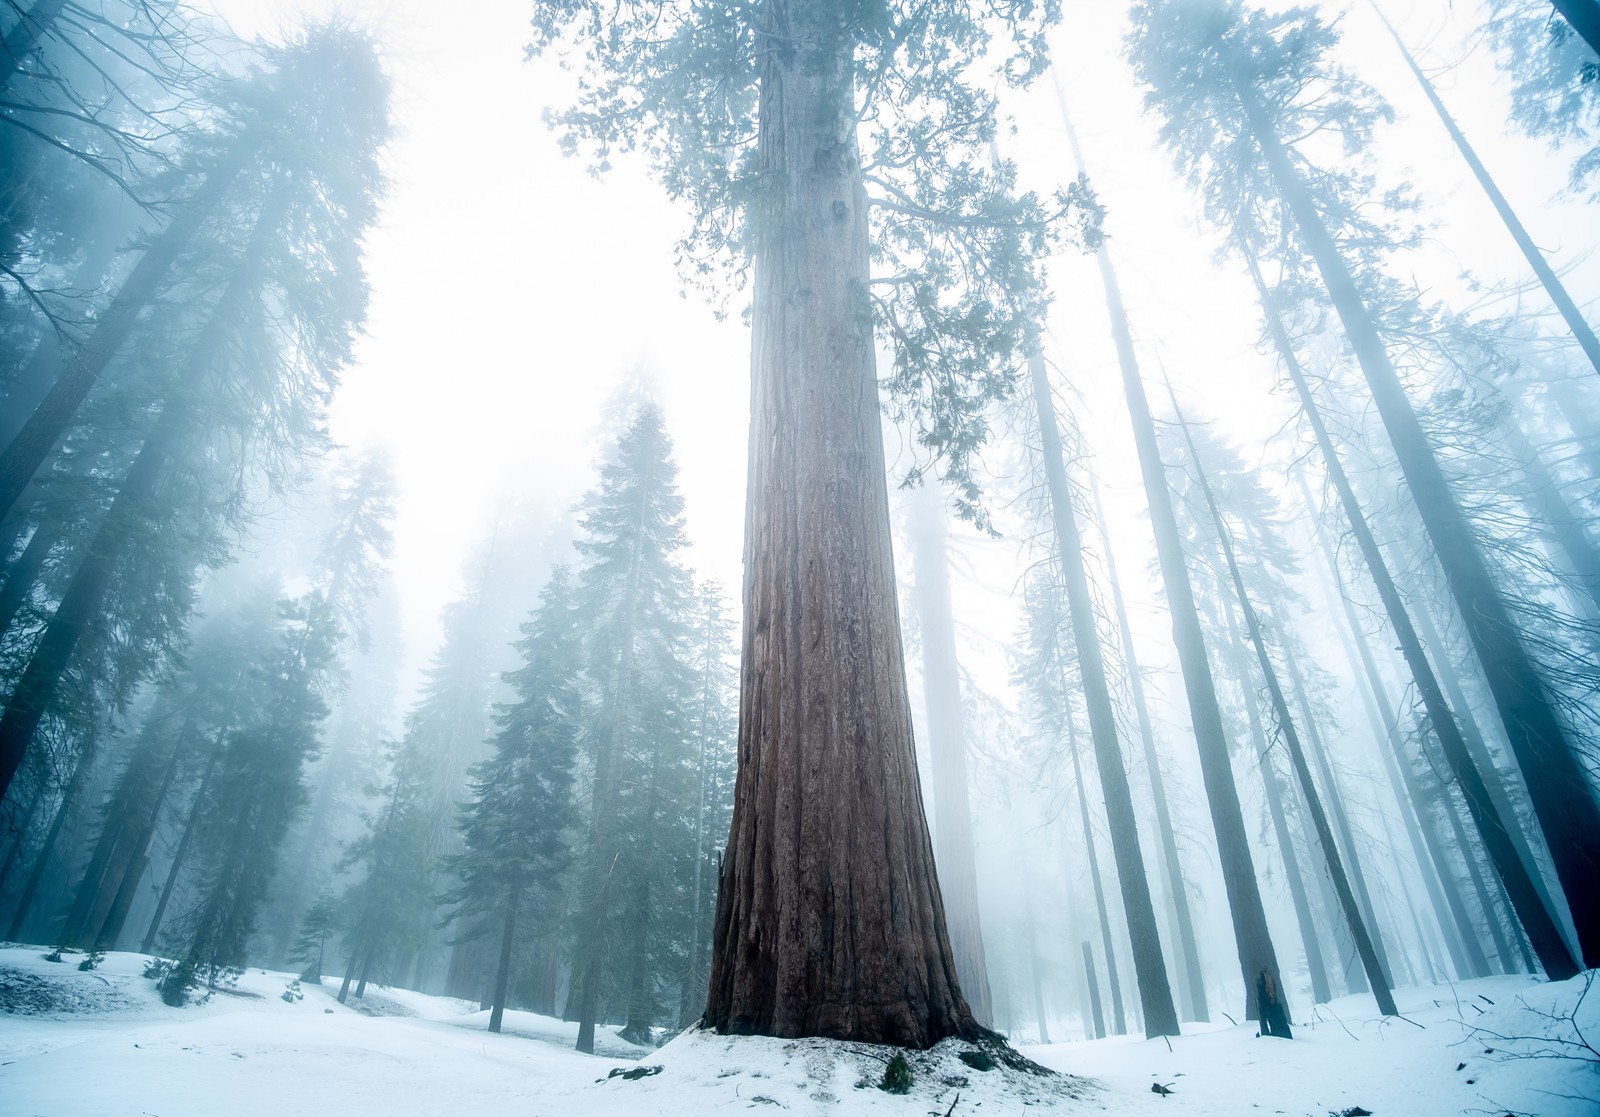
[[1, 4, 1598, 1112]]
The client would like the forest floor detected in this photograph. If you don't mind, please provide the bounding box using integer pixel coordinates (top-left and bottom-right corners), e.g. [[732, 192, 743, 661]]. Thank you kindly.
[[0, 944, 1594, 1116]]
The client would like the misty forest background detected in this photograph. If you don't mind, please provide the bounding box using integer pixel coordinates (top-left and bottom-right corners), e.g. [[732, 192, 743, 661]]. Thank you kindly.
[[1, 0, 1599, 1054]]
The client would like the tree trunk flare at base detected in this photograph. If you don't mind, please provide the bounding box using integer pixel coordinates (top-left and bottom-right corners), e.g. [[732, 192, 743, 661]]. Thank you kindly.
[[703, 5, 974, 1048]]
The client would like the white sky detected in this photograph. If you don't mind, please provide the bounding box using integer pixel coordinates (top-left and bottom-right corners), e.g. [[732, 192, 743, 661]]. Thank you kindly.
[[201, 0, 1599, 710]]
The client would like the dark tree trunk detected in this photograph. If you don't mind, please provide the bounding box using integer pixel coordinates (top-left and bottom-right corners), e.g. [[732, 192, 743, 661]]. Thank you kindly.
[[1063, 705, 1127, 1036], [1280, 638, 1394, 984], [0, 521, 59, 643], [5, 733, 97, 941], [1088, 471, 1208, 1023], [0, 778, 46, 897], [702, 4, 974, 1048], [140, 744, 222, 954], [1216, 595, 1333, 1005], [0, 405, 184, 805], [1376, 7, 1600, 376], [1550, 0, 1600, 59], [1400, 578, 1570, 943], [1235, 72, 1598, 970], [1303, 480, 1487, 978], [0, 0, 67, 91], [1435, 783, 1516, 973], [1245, 250, 1578, 979], [1060, 110, 1283, 1021], [906, 482, 995, 1026], [1096, 247, 1284, 1021], [489, 901, 516, 1034], [1177, 402, 1397, 1016], [0, 144, 250, 529], [1080, 941, 1106, 1040], [1027, 354, 1180, 1038]]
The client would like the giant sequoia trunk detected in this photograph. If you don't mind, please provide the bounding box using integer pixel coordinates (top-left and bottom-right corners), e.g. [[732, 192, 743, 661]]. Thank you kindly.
[[1243, 247, 1579, 978], [703, 5, 975, 1047], [906, 483, 995, 1027], [1027, 353, 1179, 1038]]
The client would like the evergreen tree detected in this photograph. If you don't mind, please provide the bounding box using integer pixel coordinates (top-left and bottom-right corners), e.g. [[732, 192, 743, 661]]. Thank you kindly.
[[442, 567, 583, 1034], [334, 736, 435, 1004], [1129, 0, 1596, 975], [155, 594, 333, 1003], [531, 0, 1096, 1047], [568, 399, 698, 1053]]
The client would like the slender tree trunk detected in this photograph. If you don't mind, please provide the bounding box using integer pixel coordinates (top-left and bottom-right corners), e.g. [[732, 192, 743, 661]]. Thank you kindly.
[[1027, 354, 1179, 1037], [0, 520, 58, 643], [906, 482, 995, 1026], [0, 778, 46, 897], [1058, 100, 1284, 1023], [337, 947, 358, 1004], [1176, 400, 1397, 1016], [1087, 472, 1207, 1023], [93, 745, 185, 950], [1435, 783, 1515, 973], [1374, 5, 1600, 375], [703, 4, 974, 1047], [5, 732, 96, 940], [1279, 639, 1394, 983], [1023, 873, 1050, 1044], [1080, 942, 1106, 1040], [1063, 704, 1127, 1035], [1550, 0, 1600, 58], [1245, 249, 1578, 978], [140, 744, 222, 954], [489, 900, 517, 1034], [0, 144, 251, 527], [0, 0, 68, 91], [1234, 71, 1598, 970], [0, 404, 185, 804], [1216, 594, 1333, 1005]]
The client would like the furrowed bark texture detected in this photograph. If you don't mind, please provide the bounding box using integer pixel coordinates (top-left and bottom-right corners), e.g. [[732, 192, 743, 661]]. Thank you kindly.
[[906, 483, 994, 1027], [703, 5, 974, 1047]]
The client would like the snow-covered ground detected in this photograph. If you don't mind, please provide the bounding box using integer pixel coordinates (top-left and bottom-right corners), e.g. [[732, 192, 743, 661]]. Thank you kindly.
[[2, 945, 1594, 1115]]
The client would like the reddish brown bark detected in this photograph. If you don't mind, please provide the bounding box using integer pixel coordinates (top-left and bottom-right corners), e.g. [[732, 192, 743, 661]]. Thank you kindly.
[[702, 4, 975, 1048]]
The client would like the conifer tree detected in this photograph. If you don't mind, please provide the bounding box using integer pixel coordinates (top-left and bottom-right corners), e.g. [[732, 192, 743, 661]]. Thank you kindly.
[[1129, 0, 1598, 973], [531, 0, 1095, 1046], [568, 400, 697, 1053], [441, 567, 583, 1034]]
